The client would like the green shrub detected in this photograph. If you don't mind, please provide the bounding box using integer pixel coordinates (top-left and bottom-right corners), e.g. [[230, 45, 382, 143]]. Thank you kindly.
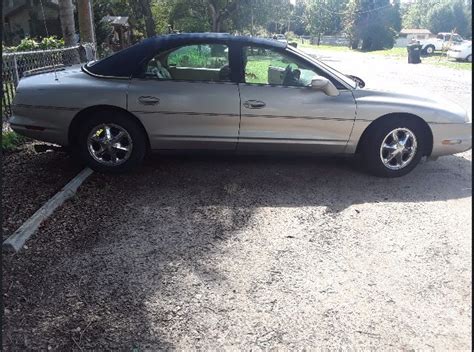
[[6, 36, 65, 52], [16, 37, 40, 51], [39, 36, 65, 50]]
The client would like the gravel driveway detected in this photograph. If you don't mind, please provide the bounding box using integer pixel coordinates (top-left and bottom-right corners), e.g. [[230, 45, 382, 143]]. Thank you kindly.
[[2, 51, 472, 350]]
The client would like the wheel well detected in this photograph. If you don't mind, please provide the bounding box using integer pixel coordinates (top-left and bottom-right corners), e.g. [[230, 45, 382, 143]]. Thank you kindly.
[[424, 44, 435, 52], [355, 113, 433, 156], [68, 105, 150, 151]]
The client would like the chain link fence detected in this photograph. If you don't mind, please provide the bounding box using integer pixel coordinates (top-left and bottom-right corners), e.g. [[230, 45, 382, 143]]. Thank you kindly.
[[2, 43, 96, 129]]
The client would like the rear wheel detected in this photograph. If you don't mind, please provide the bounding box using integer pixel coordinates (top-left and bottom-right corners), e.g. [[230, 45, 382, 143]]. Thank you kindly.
[[467, 54, 472, 62], [425, 45, 435, 55], [77, 111, 147, 173], [360, 117, 427, 177]]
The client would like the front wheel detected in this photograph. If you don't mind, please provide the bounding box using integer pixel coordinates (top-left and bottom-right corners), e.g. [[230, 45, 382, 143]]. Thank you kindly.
[[77, 111, 147, 173], [360, 118, 427, 178], [467, 54, 472, 62]]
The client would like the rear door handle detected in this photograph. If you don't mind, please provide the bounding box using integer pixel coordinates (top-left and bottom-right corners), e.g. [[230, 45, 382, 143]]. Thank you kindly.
[[138, 96, 160, 105], [243, 100, 266, 109]]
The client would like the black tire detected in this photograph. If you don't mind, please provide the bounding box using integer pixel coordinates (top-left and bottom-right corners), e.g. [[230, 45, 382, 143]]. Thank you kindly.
[[467, 54, 472, 62], [77, 110, 147, 173], [424, 45, 435, 55], [359, 117, 428, 178]]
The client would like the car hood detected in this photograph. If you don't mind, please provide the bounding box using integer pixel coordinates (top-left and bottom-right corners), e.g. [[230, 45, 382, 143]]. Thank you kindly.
[[353, 87, 469, 124]]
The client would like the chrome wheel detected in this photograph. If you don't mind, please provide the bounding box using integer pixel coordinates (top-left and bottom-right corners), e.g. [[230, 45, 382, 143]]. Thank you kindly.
[[379, 128, 417, 170], [87, 123, 133, 166]]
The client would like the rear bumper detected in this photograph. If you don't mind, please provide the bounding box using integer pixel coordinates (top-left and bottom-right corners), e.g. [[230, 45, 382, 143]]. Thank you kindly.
[[429, 122, 472, 157], [447, 51, 466, 60], [9, 104, 75, 146]]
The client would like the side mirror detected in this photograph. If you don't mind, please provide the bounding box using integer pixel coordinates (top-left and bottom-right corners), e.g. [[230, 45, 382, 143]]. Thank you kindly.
[[346, 74, 365, 88], [311, 76, 339, 96]]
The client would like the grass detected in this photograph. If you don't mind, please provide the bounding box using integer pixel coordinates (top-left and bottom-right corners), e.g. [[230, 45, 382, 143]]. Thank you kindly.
[[299, 43, 351, 52], [2, 131, 26, 151], [369, 47, 471, 70], [245, 57, 290, 84], [2, 82, 16, 117], [417, 54, 471, 70], [300, 43, 471, 70]]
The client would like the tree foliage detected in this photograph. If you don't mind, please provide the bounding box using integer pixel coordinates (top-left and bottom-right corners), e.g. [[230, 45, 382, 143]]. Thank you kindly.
[[90, 0, 471, 51], [344, 0, 400, 50], [402, 0, 471, 38], [305, 0, 346, 43]]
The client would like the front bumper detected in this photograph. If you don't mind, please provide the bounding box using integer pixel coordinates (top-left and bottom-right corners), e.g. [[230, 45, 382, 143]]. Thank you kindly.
[[429, 122, 472, 157]]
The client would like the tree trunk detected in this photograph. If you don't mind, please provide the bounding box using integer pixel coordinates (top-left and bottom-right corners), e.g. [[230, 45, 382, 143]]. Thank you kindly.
[[209, 3, 219, 32], [350, 38, 359, 49], [208, 1, 237, 32], [251, 6, 254, 36], [215, 17, 223, 32], [58, 0, 76, 47], [58, 0, 80, 63], [77, 0, 95, 44], [138, 0, 156, 38], [317, 33, 321, 45]]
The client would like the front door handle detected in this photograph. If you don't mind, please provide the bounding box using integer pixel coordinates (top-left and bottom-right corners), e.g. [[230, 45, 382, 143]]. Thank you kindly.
[[138, 96, 160, 105], [243, 100, 266, 109]]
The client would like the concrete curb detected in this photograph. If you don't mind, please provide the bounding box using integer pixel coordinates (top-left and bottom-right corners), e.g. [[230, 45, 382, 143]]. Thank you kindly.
[[3, 167, 94, 253]]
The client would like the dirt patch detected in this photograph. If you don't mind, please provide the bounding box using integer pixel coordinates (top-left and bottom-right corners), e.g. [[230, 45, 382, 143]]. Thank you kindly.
[[2, 152, 472, 350], [2, 143, 83, 241]]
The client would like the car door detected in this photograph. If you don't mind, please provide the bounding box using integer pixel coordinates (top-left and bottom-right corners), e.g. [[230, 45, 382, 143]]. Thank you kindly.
[[237, 46, 356, 153], [127, 43, 240, 150]]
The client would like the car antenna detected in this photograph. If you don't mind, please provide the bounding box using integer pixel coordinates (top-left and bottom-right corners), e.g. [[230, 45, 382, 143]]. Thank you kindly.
[[39, 0, 59, 81]]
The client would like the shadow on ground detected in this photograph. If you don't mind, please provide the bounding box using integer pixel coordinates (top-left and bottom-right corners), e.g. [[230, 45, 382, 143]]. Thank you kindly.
[[2, 152, 471, 350]]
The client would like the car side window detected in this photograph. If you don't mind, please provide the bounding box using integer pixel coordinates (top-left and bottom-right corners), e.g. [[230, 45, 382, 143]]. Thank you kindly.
[[243, 46, 318, 87], [145, 44, 231, 82]]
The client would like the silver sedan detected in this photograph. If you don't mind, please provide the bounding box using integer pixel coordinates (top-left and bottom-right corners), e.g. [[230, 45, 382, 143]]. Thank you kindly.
[[10, 33, 472, 177]]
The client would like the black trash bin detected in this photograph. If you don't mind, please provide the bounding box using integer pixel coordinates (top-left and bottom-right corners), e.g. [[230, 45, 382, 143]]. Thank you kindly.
[[407, 43, 422, 64]]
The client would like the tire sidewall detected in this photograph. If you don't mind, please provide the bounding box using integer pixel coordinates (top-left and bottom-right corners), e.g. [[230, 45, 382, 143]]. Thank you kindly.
[[426, 46, 434, 54], [77, 112, 146, 173], [361, 118, 425, 178]]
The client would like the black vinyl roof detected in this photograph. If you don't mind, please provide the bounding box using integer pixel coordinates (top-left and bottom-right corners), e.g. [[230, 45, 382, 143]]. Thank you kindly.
[[84, 33, 287, 78]]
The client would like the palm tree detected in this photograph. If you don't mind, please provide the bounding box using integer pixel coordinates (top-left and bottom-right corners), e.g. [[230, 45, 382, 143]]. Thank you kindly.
[[58, 0, 76, 47], [77, 0, 95, 44], [58, 0, 80, 63]]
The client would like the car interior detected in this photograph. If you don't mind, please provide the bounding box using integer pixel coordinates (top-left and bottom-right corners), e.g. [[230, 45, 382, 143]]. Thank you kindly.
[[144, 44, 317, 86], [145, 45, 231, 82]]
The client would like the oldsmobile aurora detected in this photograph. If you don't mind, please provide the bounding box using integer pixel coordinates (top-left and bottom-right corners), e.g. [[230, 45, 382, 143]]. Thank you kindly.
[[10, 33, 472, 177]]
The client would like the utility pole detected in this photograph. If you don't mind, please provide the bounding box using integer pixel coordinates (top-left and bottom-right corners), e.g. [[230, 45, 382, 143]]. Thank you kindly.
[[77, 0, 95, 45]]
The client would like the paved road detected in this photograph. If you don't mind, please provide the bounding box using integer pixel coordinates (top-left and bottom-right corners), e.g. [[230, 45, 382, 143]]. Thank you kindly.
[[305, 48, 472, 116], [3, 51, 472, 350]]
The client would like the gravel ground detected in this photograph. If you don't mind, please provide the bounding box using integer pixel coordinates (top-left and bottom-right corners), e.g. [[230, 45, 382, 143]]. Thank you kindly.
[[2, 52, 472, 350]]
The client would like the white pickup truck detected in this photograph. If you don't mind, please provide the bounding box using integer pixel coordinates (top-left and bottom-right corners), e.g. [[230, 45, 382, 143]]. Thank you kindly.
[[420, 32, 465, 54]]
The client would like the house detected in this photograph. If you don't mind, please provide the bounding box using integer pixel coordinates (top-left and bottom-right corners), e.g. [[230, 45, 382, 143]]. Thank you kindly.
[[395, 28, 432, 47], [399, 28, 433, 41], [2, 0, 62, 45]]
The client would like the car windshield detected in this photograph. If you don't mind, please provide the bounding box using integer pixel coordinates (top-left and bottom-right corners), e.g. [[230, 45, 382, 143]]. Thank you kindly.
[[287, 46, 357, 89]]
